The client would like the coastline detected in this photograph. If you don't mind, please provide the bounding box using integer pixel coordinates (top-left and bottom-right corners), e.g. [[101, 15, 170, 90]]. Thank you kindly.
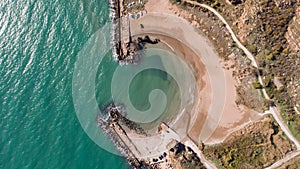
[[106, 0, 214, 166], [105, 0, 269, 168], [107, 0, 212, 167]]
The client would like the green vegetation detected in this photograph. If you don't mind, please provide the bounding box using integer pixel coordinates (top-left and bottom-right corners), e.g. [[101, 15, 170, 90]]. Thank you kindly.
[[252, 81, 262, 89], [238, 1, 298, 127], [248, 44, 258, 55], [266, 53, 274, 60], [176, 0, 300, 140], [280, 104, 300, 141], [203, 117, 295, 168], [170, 143, 206, 169], [195, 0, 300, 139]]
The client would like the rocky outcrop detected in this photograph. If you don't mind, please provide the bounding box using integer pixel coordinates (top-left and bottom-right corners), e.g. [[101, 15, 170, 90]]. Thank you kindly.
[[286, 6, 300, 52], [228, 0, 243, 5], [285, 4, 300, 112]]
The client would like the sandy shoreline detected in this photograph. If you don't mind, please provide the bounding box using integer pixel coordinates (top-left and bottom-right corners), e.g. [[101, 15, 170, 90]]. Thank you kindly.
[[139, 33, 212, 141], [105, 0, 268, 167], [109, 0, 263, 156], [134, 0, 224, 142], [139, 0, 262, 144]]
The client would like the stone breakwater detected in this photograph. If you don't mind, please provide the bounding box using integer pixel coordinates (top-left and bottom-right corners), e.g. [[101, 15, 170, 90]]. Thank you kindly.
[[109, 0, 148, 64], [109, 0, 132, 63], [109, 0, 121, 61], [97, 115, 141, 167]]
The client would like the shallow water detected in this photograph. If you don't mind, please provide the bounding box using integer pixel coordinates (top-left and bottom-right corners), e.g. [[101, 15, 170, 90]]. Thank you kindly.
[[96, 48, 182, 131]]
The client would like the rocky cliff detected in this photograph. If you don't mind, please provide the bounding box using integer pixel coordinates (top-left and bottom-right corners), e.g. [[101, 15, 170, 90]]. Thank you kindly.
[[286, 6, 300, 53], [285, 5, 300, 112]]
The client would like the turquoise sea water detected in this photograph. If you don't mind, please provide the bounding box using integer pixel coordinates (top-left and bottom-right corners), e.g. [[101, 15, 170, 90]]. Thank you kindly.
[[0, 0, 130, 168], [0, 0, 184, 168]]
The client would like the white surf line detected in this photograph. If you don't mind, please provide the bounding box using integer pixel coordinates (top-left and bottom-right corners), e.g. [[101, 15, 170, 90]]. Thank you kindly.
[[160, 39, 175, 52]]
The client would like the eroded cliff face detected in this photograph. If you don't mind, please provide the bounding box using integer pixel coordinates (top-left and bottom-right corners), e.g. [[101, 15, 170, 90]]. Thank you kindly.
[[286, 5, 300, 112], [234, 0, 257, 44], [286, 6, 300, 53]]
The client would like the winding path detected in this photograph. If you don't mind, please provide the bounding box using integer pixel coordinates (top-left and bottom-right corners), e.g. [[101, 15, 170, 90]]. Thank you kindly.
[[183, 0, 300, 166], [185, 140, 217, 169], [127, 0, 299, 167], [265, 150, 300, 169]]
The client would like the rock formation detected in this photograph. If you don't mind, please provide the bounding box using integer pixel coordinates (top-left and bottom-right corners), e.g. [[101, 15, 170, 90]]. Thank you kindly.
[[286, 5, 300, 53]]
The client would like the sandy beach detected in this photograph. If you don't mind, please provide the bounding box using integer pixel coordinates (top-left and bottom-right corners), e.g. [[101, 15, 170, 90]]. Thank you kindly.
[[131, 0, 263, 144]]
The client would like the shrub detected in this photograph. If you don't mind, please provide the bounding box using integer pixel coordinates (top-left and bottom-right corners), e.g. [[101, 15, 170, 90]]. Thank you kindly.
[[252, 82, 262, 89]]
